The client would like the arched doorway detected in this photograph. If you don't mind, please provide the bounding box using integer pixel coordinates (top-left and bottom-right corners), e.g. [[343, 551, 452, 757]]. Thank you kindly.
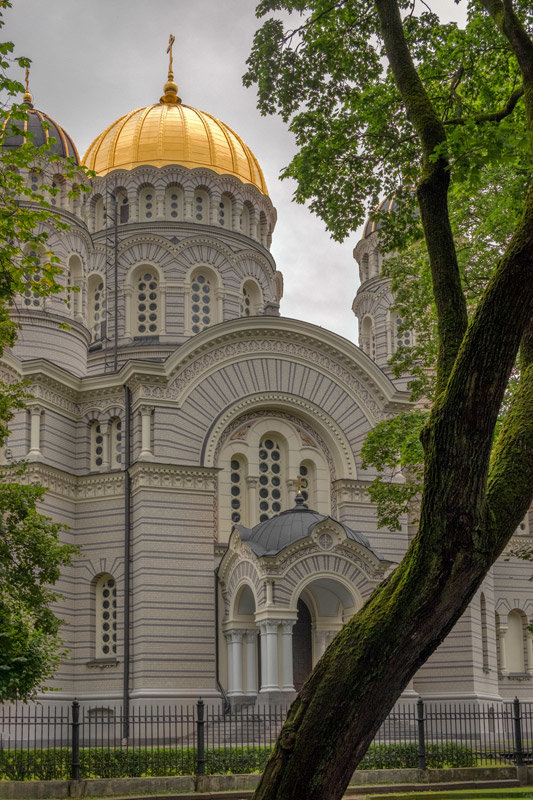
[[292, 598, 313, 690]]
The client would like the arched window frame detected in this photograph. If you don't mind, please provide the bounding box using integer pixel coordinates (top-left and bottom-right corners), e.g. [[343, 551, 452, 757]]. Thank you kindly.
[[184, 265, 221, 335], [387, 309, 413, 356], [361, 253, 370, 283], [505, 608, 529, 675], [125, 264, 165, 338], [87, 272, 107, 342], [298, 459, 316, 507], [94, 573, 118, 660], [115, 188, 130, 224], [240, 279, 263, 317], [240, 203, 252, 237]]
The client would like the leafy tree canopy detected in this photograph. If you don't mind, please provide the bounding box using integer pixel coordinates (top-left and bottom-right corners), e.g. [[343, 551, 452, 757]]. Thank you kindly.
[[0, 1, 83, 701]]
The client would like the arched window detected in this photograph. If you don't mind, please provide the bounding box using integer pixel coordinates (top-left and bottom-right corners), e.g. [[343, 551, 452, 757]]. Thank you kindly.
[[139, 186, 156, 221], [230, 455, 247, 524], [218, 194, 232, 228], [88, 274, 106, 341], [110, 418, 122, 469], [506, 609, 527, 673], [193, 189, 209, 223], [241, 280, 263, 317], [90, 421, 105, 471], [165, 186, 183, 220], [360, 316, 375, 359], [133, 268, 160, 335], [50, 174, 65, 207], [68, 254, 83, 318], [190, 270, 214, 334], [258, 436, 284, 521], [480, 593, 489, 673], [23, 249, 43, 310], [259, 211, 268, 247], [95, 574, 117, 659], [29, 169, 40, 194]]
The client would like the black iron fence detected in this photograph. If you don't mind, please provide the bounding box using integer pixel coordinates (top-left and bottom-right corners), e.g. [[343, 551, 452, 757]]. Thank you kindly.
[[0, 698, 531, 781]]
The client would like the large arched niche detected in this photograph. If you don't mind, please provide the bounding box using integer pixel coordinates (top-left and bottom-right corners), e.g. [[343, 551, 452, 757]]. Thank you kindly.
[[208, 395, 357, 539], [203, 392, 357, 478]]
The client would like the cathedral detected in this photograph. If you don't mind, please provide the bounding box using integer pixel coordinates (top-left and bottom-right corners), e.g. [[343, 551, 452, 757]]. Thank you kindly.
[[3, 54, 532, 713]]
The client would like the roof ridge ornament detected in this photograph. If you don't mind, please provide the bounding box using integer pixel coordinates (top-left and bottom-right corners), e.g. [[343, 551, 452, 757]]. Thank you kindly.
[[23, 66, 33, 107], [160, 34, 181, 105]]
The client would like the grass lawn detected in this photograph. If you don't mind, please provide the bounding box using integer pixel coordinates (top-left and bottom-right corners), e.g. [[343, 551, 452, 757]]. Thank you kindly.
[[364, 790, 533, 800]]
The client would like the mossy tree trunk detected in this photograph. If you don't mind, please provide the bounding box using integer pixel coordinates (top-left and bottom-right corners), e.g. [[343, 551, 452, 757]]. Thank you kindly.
[[252, 1, 533, 798]]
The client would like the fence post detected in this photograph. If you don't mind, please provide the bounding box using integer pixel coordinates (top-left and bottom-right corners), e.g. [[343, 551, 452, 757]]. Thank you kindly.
[[196, 699, 206, 776], [417, 697, 426, 770], [513, 696, 524, 766], [71, 700, 80, 781]]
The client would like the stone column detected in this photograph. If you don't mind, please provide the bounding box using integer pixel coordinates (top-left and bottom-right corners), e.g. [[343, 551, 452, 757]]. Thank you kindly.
[[245, 629, 258, 694], [259, 621, 279, 691], [527, 628, 533, 676], [226, 631, 244, 696], [281, 622, 295, 691], [139, 406, 154, 460], [27, 405, 43, 459], [498, 624, 509, 675], [100, 420, 110, 471], [246, 476, 258, 526]]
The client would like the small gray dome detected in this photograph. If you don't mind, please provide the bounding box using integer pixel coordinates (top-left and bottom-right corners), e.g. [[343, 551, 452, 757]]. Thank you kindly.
[[236, 499, 380, 558], [3, 99, 79, 163]]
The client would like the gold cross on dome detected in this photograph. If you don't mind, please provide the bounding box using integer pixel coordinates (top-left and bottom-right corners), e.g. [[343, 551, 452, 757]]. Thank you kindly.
[[291, 475, 308, 494], [25, 67, 30, 93], [167, 34, 175, 78]]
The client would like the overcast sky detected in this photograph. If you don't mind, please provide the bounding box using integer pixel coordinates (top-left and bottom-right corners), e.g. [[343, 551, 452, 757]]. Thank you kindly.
[[4, 0, 464, 343]]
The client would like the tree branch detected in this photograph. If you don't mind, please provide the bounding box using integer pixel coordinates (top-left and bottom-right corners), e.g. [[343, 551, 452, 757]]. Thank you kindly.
[[374, 0, 468, 395], [445, 85, 524, 126]]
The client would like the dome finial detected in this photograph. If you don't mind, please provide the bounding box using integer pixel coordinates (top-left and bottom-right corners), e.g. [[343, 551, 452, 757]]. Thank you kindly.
[[23, 66, 33, 107], [291, 475, 309, 511], [160, 33, 181, 104]]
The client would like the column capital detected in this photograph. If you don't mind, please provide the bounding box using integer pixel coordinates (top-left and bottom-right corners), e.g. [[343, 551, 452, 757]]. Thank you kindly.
[[226, 629, 245, 645]]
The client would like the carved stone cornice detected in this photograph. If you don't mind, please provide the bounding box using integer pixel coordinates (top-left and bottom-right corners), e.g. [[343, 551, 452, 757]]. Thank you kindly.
[[22, 463, 125, 500], [333, 479, 374, 505], [129, 461, 218, 494]]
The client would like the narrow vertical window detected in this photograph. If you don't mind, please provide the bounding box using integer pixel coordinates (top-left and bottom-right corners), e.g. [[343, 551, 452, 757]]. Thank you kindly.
[[194, 190, 209, 223], [258, 437, 283, 522], [139, 187, 155, 220], [396, 315, 411, 350], [191, 272, 212, 334], [23, 250, 43, 309], [230, 457, 244, 524], [91, 421, 104, 471], [110, 418, 122, 469], [95, 574, 117, 659], [88, 275, 106, 341], [166, 186, 183, 219], [218, 195, 231, 228], [298, 461, 315, 507], [136, 270, 159, 335]]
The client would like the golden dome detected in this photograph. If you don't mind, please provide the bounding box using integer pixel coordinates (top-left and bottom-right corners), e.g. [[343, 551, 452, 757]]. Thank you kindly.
[[83, 97, 268, 195]]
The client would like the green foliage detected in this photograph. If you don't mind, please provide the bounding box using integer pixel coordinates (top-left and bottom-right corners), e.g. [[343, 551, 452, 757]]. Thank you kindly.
[[0, 742, 478, 780], [0, 2, 84, 701], [357, 742, 477, 770], [360, 411, 427, 531]]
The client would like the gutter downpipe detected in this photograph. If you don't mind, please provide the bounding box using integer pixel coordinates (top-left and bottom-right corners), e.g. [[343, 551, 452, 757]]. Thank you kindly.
[[122, 385, 132, 739]]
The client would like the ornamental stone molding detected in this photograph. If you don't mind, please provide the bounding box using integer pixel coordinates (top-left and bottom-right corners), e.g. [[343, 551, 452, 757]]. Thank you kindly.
[[204, 392, 355, 480], [22, 463, 125, 500], [333, 479, 374, 505], [160, 338, 384, 422], [128, 461, 218, 494], [214, 408, 336, 480]]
